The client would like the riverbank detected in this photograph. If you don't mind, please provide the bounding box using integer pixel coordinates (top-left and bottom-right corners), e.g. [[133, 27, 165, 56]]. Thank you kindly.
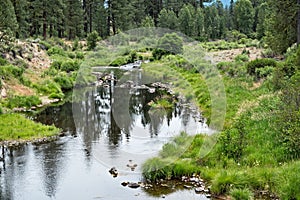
[[141, 46, 300, 199], [0, 113, 60, 146]]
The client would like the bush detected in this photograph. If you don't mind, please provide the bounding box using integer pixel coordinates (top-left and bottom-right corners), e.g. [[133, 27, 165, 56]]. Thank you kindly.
[[60, 60, 80, 72], [230, 188, 254, 200], [109, 56, 128, 66], [47, 46, 66, 56], [0, 57, 8, 66], [75, 51, 84, 59], [54, 74, 73, 91], [39, 40, 52, 50], [157, 33, 183, 55], [0, 65, 24, 79], [246, 58, 277, 78], [235, 54, 249, 62], [7, 95, 41, 109], [50, 60, 63, 70], [0, 106, 3, 114], [87, 31, 99, 50]]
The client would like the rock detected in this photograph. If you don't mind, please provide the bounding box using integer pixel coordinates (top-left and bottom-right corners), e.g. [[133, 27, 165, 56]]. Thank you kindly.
[[108, 167, 118, 177], [128, 182, 140, 189], [162, 194, 166, 198], [183, 185, 193, 189], [195, 187, 205, 193], [126, 160, 138, 171], [189, 177, 199, 183], [121, 182, 129, 187], [205, 194, 211, 198]]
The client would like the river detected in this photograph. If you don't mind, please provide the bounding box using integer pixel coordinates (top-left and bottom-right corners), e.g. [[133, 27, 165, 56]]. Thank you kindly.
[[0, 68, 213, 200]]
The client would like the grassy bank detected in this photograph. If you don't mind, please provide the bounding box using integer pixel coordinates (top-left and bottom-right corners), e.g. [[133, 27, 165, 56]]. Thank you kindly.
[[0, 114, 60, 141], [0, 38, 86, 142], [142, 45, 300, 199]]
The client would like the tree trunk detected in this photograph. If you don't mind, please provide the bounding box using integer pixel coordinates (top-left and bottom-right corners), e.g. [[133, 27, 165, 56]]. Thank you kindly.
[[43, 11, 47, 39], [298, 0, 300, 45]]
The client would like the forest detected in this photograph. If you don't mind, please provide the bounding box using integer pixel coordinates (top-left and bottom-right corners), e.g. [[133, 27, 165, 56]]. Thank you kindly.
[[0, 0, 299, 53], [0, 0, 300, 199]]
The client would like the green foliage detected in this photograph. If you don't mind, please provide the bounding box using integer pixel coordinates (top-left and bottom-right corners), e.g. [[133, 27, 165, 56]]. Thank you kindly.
[[109, 56, 128, 67], [277, 72, 300, 159], [157, 33, 183, 55], [0, 57, 8, 66], [230, 188, 254, 200], [0, 0, 18, 35], [234, 54, 249, 63], [87, 31, 100, 50], [0, 106, 3, 114], [157, 9, 179, 30], [246, 58, 277, 78], [60, 60, 80, 72], [265, 0, 298, 53], [47, 46, 66, 56], [54, 73, 73, 91], [0, 64, 24, 79], [0, 114, 59, 141], [7, 95, 41, 109], [234, 0, 254, 36]]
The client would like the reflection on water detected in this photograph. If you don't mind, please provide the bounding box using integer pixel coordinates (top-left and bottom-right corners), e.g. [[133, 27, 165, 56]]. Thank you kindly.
[[0, 69, 212, 200]]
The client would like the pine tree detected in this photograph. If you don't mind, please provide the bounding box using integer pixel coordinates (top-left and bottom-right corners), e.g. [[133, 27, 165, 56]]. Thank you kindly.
[[256, 2, 269, 39], [0, 0, 18, 36], [234, 0, 254, 36], [157, 9, 178, 30], [178, 4, 194, 37], [64, 0, 84, 39], [11, 0, 29, 38], [193, 7, 204, 40], [265, 0, 298, 53]]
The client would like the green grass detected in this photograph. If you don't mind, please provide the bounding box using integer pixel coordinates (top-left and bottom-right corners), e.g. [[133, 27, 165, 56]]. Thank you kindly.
[[141, 48, 300, 199], [0, 114, 60, 141]]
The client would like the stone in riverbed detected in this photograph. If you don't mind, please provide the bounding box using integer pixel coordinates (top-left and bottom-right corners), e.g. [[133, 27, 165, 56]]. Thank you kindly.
[[195, 186, 205, 193], [128, 182, 140, 189], [108, 167, 118, 177]]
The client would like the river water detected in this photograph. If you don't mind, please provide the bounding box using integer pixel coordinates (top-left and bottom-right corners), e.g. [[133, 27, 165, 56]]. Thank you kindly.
[[0, 69, 213, 200]]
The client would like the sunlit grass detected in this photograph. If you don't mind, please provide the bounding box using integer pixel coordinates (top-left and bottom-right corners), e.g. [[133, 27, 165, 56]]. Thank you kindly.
[[0, 114, 60, 141]]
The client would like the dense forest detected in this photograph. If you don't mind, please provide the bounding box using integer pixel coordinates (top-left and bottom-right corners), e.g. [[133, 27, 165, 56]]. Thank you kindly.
[[0, 0, 299, 53]]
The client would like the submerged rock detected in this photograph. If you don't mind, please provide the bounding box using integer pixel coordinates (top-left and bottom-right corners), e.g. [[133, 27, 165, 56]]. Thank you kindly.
[[108, 167, 118, 178], [128, 182, 140, 189]]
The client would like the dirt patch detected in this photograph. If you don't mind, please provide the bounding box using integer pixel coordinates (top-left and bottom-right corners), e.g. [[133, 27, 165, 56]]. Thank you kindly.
[[208, 47, 263, 63], [8, 83, 35, 96]]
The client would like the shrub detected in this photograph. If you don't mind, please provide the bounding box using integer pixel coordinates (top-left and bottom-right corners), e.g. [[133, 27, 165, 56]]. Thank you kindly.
[[39, 40, 52, 50], [109, 56, 128, 66], [87, 31, 99, 50], [235, 54, 249, 63], [50, 60, 63, 70], [246, 58, 277, 77], [54, 74, 73, 90], [60, 60, 80, 72], [0, 106, 3, 114], [47, 46, 66, 56], [0, 65, 24, 79], [67, 52, 76, 59], [48, 92, 64, 99], [7, 95, 41, 109], [230, 188, 254, 200], [75, 51, 84, 59], [0, 57, 8, 66], [261, 48, 276, 58], [157, 33, 183, 55], [73, 38, 79, 51]]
